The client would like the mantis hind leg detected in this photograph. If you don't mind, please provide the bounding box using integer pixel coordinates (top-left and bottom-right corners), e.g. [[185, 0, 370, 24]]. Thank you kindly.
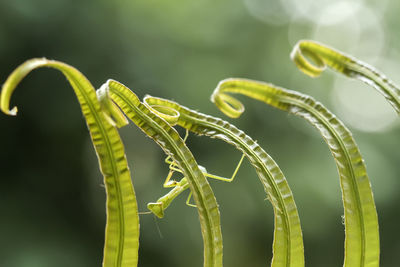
[[184, 153, 246, 209], [203, 153, 245, 182]]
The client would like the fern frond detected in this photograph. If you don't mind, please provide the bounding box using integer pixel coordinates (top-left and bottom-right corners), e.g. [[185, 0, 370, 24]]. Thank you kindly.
[[212, 78, 380, 267], [0, 59, 139, 267]]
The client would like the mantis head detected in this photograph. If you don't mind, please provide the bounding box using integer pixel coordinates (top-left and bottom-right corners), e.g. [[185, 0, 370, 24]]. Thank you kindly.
[[147, 202, 165, 218]]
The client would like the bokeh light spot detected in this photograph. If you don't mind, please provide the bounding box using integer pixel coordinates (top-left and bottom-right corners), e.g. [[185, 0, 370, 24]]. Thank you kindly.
[[331, 75, 398, 132]]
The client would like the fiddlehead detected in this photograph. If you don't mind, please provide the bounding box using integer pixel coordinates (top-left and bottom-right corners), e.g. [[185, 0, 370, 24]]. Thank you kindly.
[[143, 96, 304, 267], [0, 59, 139, 267], [97, 79, 223, 267], [291, 40, 400, 113], [212, 78, 379, 267]]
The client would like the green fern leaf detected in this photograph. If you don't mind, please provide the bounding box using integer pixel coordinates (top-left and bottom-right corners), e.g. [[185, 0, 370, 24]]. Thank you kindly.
[[0, 59, 139, 267], [212, 78, 380, 267]]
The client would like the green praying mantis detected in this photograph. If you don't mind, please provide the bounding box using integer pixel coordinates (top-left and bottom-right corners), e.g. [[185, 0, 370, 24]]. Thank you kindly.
[[147, 130, 246, 218]]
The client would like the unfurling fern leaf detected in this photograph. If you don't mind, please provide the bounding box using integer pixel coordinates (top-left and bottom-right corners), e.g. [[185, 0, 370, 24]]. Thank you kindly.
[[291, 40, 400, 113], [0, 59, 139, 267], [212, 78, 379, 267]]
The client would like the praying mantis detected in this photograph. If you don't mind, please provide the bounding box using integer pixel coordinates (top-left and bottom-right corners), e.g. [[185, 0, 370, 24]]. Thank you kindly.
[[147, 130, 246, 218]]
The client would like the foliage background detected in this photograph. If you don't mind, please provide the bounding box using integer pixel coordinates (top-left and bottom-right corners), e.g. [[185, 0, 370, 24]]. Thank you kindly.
[[1, 0, 399, 266]]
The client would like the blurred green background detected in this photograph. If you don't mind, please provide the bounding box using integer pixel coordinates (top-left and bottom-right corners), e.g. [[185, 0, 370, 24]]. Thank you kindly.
[[1, 0, 400, 266]]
